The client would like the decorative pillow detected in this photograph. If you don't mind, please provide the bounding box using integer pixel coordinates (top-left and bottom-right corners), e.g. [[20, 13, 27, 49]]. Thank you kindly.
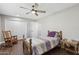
[[48, 31, 56, 37]]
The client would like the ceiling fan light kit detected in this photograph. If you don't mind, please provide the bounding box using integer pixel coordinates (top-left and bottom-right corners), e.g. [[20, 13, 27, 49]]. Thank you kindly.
[[32, 10, 35, 14], [20, 3, 46, 16]]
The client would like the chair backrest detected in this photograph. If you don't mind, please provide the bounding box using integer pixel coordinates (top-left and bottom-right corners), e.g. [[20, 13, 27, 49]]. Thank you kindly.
[[2, 31, 12, 39]]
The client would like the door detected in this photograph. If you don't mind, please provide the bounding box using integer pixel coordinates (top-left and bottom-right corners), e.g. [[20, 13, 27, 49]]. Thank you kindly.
[[30, 22, 39, 38]]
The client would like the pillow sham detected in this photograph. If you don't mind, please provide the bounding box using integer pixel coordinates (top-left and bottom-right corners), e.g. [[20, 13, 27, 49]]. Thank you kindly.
[[48, 31, 56, 37]]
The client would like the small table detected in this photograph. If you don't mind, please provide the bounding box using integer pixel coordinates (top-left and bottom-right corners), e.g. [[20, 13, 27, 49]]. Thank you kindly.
[[61, 39, 79, 54]]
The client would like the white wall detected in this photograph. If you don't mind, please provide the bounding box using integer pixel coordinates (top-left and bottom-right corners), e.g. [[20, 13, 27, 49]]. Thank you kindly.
[[0, 15, 39, 41], [4, 16, 32, 39], [0, 16, 6, 42], [5, 20, 27, 39], [30, 22, 39, 38], [38, 5, 79, 40], [0, 16, 29, 40], [0, 16, 1, 41]]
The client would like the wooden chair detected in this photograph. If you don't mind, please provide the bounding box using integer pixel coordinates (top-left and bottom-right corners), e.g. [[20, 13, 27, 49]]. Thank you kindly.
[[2, 31, 18, 47]]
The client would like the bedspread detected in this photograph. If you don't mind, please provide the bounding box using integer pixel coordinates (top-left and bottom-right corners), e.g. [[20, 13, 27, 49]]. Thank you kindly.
[[24, 37, 59, 55]]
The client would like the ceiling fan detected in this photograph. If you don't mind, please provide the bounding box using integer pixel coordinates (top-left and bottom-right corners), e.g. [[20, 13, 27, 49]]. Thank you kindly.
[[20, 3, 46, 16]]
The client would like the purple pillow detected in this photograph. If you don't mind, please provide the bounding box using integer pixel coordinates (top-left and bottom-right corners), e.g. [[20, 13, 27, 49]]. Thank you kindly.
[[48, 31, 56, 37]]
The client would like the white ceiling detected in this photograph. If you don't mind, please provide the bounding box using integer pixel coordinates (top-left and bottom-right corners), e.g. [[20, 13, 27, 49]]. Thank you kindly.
[[0, 3, 77, 20]]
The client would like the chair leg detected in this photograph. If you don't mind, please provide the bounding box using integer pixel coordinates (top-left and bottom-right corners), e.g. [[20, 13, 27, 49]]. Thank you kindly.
[[5, 42, 13, 47]]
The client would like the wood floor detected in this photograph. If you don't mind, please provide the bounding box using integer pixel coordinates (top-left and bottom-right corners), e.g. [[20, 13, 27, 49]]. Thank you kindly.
[[43, 47, 74, 55], [0, 40, 24, 55], [0, 40, 75, 55]]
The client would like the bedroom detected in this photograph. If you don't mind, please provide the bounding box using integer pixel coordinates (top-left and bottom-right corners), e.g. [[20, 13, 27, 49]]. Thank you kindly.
[[0, 3, 79, 55]]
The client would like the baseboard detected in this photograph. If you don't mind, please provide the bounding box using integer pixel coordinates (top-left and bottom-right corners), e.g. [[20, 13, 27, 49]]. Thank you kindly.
[[0, 41, 5, 44]]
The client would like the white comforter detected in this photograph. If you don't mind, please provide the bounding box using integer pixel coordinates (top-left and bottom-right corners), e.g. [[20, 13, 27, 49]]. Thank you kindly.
[[25, 37, 59, 55]]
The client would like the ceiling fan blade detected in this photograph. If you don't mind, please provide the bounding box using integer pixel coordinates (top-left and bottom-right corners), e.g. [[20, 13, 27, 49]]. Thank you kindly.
[[32, 3, 39, 9], [35, 12, 38, 16], [35, 3, 39, 7], [26, 11, 31, 14], [37, 10, 46, 13], [20, 7, 31, 10]]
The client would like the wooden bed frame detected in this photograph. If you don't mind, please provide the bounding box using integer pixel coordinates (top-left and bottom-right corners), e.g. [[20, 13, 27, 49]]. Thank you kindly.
[[23, 31, 62, 55]]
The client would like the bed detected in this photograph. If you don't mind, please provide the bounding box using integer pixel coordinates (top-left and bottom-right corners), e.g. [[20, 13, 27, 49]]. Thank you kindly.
[[23, 31, 62, 55]]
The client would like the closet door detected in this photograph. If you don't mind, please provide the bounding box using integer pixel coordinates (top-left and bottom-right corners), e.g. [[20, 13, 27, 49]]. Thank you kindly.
[[30, 22, 39, 38]]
